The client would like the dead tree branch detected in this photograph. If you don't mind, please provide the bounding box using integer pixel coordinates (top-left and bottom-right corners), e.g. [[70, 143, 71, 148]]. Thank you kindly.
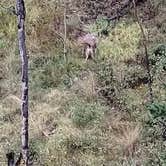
[[133, 0, 154, 103]]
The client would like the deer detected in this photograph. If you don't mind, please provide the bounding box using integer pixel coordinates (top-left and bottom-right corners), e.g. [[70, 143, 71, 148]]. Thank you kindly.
[[77, 33, 98, 61]]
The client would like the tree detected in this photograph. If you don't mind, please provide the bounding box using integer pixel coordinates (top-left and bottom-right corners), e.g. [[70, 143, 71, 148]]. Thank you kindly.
[[133, 0, 154, 103], [63, 1, 67, 62], [16, 0, 29, 165]]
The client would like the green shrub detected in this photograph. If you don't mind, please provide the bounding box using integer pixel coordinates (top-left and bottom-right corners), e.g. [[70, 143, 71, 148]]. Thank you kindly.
[[150, 44, 166, 72], [28, 139, 46, 165], [69, 100, 105, 127], [95, 59, 121, 104], [98, 22, 141, 62], [146, 102, 166, 141], [122, 65, 148, 89], [0, 10, 17, 40], [146, 151, 166, 166], [148, 102, 166, 119], [84, 16, 108, 35], [30, 55, 84, 90]]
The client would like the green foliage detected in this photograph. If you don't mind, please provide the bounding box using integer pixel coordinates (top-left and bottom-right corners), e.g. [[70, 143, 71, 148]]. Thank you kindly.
[[150, 44, 166, 72], [0, 39, 6, 49], [29, 139, 46, 164], [148, 102, 166, 119], [84, 16, 108, 34], [96, 60, 117, 102], [30, 56, 63, 89], [96, 17, 109, 32], [0, 10, 16, 40], [123, 65, 148, 89], [40, 125, 106, 166], [154, 44, 166, 57], [69, 100, 105, 127], [146, 102, 166, 141], [60, 134, 100, 154], [30, 55, 84, 90], [98, 22, 141, 62], [96, 59, 113, 85], [146, 150, 166, 166], [0, 0, 166, 165]]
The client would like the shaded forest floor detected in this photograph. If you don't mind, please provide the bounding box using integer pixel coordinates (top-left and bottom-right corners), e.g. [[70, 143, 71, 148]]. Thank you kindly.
[[0, 0, 166, 165]]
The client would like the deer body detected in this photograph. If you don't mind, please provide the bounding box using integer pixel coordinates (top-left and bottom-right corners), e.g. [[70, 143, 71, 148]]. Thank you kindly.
[[78, 33, 98, 61]]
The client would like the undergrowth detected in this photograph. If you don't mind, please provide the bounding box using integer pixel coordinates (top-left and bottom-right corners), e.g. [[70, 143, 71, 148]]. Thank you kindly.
[[0, 0, 166, 165]]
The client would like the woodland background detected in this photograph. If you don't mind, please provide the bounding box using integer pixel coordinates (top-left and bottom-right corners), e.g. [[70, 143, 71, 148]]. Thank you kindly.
[[0, 0, 166, 165]]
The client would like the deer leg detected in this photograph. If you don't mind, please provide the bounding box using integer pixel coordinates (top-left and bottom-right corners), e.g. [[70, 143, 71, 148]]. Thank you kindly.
[[91, 47, 95, 59], [85, 51, 89, 62], [85, 46, 90, 62], [82, 46, 85, 57]]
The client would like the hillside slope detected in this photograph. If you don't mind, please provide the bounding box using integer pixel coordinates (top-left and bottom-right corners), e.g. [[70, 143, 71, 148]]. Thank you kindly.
[[0, 0, 166, 165]]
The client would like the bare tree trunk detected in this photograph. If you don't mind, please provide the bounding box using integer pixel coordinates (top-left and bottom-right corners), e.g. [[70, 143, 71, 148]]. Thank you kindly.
[[16, 0, 29, 165], [63, 2, 67, 62], [133, 0, 154, 103], [6, 152, 15, 166]]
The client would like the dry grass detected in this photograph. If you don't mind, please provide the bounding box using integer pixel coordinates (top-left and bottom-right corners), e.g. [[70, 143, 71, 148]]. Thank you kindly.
[[102, 112, 142, 158], [71, 71, 97, 101], [114, 123, 142, 156], [30, 103, 59, 138], [25, 0, 81, 53], [29, 89, 72, 137], [0, 101, 21, 164]]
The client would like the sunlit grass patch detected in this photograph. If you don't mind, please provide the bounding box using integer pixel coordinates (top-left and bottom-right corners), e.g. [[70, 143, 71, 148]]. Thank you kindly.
[[99, 21, 141, 62], [0, 11, 17, 40], [25, 0, 64, 52]]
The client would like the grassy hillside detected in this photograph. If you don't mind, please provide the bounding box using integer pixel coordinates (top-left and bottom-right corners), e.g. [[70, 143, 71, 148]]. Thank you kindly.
[[0, 0, 166, 165]]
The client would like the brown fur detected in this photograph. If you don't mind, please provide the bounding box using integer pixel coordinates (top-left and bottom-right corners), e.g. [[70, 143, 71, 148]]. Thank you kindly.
[[78, 33, 98, 61]]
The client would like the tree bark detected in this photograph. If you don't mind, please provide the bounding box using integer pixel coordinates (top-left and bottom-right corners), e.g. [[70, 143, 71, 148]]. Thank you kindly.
[[63, 2, 67, 62], [6, 152, 15, 166], [16, 0, 29, 165]]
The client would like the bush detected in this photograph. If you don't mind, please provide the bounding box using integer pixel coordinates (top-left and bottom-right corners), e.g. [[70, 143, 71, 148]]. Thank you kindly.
[[122, 65, 149, 89], [98, 21, 141, 62], [148, 102, 166, 119], [150, 44, 166, 72], [95, 59, 123, 105], [69, 100, 105, 127], [146, 102, 166, 141], [0, 10, 17, 40], [30, 55, 84, 90], [83, 16, 108, 35]]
